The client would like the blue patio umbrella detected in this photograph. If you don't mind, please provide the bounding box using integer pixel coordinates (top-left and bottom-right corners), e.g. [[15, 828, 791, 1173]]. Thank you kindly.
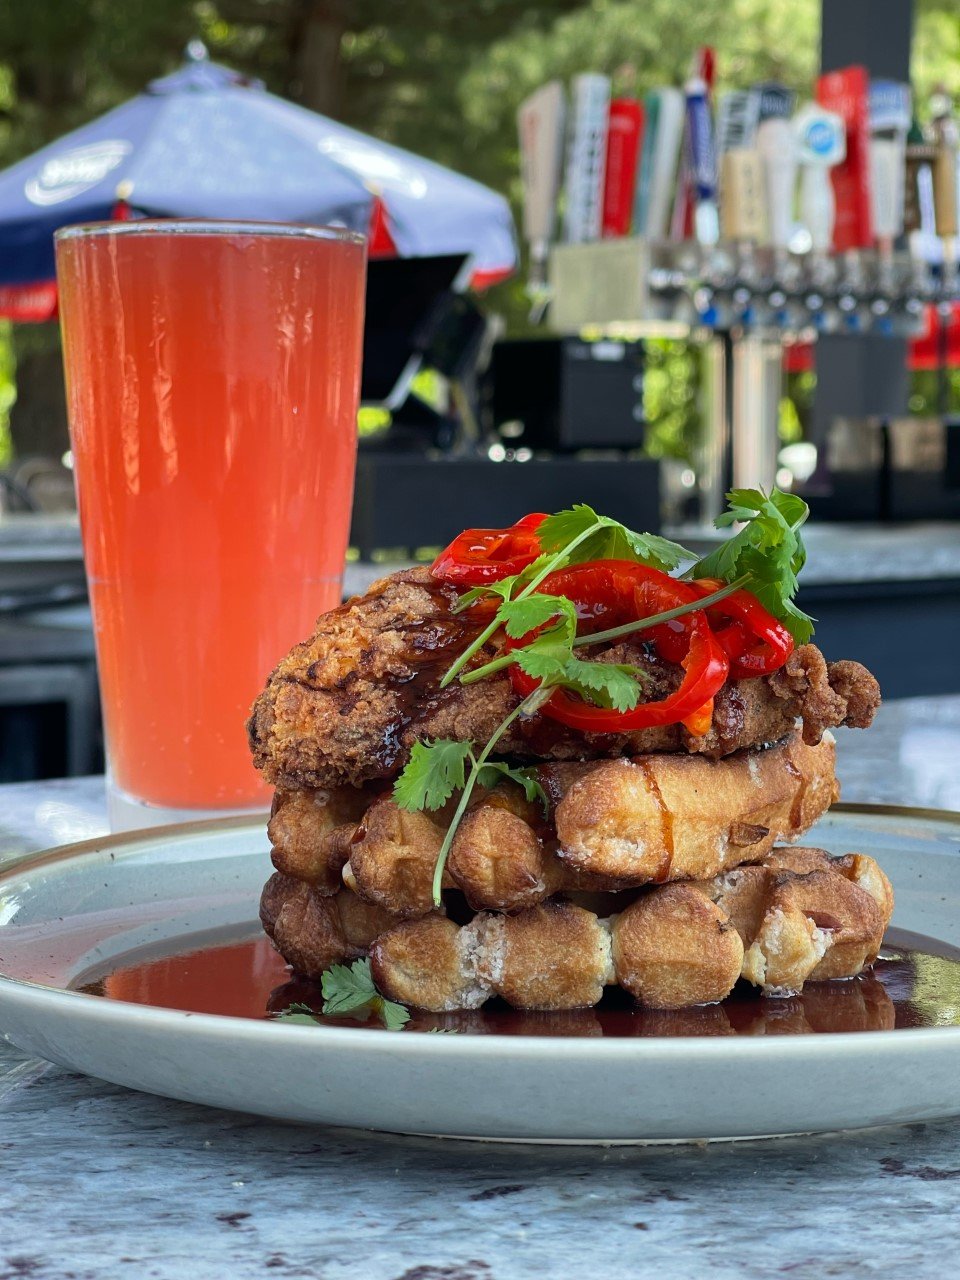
[[0, 45, 517, 318]]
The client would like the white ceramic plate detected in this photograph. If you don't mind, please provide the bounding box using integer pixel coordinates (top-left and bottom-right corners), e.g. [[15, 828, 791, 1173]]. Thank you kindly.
[[1, 805, 959, 1143]]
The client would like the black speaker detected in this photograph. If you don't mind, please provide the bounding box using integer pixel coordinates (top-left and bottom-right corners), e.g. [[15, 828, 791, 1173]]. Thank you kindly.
[[351, 455, 661, 557], [485, 338, 645, 451]]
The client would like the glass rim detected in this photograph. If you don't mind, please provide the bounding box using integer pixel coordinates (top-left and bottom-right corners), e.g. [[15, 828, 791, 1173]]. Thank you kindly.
[[54, 219, 367, 247]]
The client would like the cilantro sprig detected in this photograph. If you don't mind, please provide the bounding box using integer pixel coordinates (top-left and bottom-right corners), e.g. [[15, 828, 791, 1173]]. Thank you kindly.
[[536, 504, 689, 570], [439, 507, 687, 689], [689, 488, 814, 644], [397, 684, 554, 904], [269, 959, 410, 1031], [393, 738, 546, 814], [395, 489, 813, 907]]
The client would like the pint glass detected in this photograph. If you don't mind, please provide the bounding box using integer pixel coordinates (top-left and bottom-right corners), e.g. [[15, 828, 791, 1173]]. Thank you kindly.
[[56, 221, 366, 825]]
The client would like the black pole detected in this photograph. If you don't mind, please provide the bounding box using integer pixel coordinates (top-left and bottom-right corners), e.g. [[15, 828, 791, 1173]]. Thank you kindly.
[[812, 0, 916, 490], [820, 0, 913, 79]]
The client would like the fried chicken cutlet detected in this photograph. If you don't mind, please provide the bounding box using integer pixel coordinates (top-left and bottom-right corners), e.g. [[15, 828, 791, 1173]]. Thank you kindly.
[[248, 567, 880, 791]]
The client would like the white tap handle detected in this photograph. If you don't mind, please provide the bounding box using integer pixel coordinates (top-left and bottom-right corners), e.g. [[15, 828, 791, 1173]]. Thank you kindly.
[[800, 164, 835, 252], [756, 118, 798, 250], [562, 74, 611, 243], [869, 137, 901, 242], [517, 82, 566, 252]]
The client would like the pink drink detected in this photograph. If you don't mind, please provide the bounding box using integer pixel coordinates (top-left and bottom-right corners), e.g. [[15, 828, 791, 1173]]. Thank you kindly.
[[56, 222, 366, 810]]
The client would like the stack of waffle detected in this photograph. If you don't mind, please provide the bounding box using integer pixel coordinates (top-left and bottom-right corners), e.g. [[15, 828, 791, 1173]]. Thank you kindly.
[[257, 731, 892, 1014], [251, 568, 890, 1014]]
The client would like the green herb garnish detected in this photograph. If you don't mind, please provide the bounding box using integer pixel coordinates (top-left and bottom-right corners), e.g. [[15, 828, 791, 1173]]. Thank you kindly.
[[439, 506, 686, 689], [395, 490, 812, 907], [536, 503, 689, 571], [269, 1002, 323, 1026], [270, 961, 410, 1031], [690, 488, 814, 643], [321, 958, 410, 1031]]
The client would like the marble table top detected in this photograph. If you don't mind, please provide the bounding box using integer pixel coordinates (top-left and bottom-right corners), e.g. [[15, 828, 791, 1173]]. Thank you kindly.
[[2, 696, 960, 1279]]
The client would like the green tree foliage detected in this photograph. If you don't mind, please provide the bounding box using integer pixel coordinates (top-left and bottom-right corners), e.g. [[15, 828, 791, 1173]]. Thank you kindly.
[[2, 1, 960, 462], [0, 0, 584, 458]]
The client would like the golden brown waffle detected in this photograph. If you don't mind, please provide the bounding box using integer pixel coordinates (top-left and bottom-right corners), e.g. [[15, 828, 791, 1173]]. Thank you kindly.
[[268, 731, 839, 919], [260, 844, 893, 1011], [259, 874, 395, 981]]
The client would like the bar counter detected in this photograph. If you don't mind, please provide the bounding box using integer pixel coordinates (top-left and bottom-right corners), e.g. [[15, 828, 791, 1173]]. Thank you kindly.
[[1, 695, 959, 1278], [4, 515, 960, 698], [5, 514, 960, 590]]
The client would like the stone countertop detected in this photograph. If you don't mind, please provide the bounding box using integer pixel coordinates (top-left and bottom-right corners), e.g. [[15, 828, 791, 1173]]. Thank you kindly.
[[2, 698, 960, 1279], [343, 522, 960, 599], [0, 514, 83, 560], [6, 514, 960, 590]]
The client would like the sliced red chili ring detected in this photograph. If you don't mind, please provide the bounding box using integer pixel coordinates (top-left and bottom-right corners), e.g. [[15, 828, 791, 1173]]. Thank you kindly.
[[505, 560, 729, 735], [691, 578, 794, 678], [430, 513, 547, 585], [509, 608, 728, 733]]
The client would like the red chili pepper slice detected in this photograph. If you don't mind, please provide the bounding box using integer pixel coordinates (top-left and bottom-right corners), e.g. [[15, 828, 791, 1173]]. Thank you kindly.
[[692, 578, 794, 678], [430, 513, 547, 585], [505, 560, 729, 735]]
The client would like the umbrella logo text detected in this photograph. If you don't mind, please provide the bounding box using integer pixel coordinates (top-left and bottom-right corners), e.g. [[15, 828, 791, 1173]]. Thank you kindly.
[[25, 140, 132, 207]]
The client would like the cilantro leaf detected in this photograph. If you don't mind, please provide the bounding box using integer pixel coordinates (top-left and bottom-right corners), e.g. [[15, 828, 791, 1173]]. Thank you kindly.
[[475, 761, 549, 810], [538, 504, 689, 572], [321, 959, 379, 1014], [514, 640, 570, 684], [718, 488, 809, 533], [270, 1002, 321, 1025], [375, 997, 411, 1031], [692, 488, 815, 645], [561, 658, 645, 712], [321, 959, 410, 1031], [496, 593, 574, 639], [515, 645, 644, 713], [393, 739, 473, 812]]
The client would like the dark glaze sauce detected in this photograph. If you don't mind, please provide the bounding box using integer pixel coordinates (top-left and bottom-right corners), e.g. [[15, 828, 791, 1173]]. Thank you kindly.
[[369, 576, 496, 773], [635, 758, 674, 881], [75, 928, 960, 1038], [782, 752, 807, 830]]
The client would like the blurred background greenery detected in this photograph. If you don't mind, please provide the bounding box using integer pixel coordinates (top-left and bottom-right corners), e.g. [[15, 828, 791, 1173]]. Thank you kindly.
[[2, 0, 960, 464]]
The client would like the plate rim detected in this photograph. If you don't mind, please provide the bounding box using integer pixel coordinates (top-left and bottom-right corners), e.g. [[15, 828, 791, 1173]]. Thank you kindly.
[[2, 801, 959, 1057]]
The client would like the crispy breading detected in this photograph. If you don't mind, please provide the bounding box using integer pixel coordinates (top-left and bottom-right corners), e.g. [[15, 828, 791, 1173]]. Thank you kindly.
[[247, 567, 881, 790]]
